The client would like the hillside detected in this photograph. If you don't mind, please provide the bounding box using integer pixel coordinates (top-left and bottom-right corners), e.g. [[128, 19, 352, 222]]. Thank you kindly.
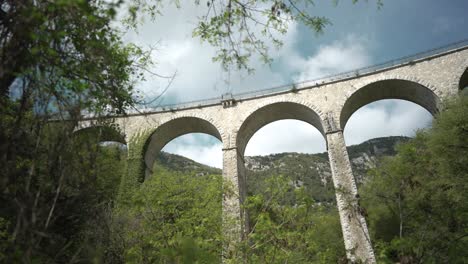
[[156, 151, 221, 176], [245, 136, 409, 203], [157, 136, 409, 202]]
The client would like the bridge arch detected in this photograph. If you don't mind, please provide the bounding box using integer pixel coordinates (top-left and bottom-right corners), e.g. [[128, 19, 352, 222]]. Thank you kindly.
[[142, 114, 223, 179], [340, 77, 441, 130], [73, 125, 126, 144], [236, 100, 326, 156]]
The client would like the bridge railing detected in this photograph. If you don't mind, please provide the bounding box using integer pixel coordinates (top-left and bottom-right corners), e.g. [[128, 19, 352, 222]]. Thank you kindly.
[[132, 38, 468, 114]]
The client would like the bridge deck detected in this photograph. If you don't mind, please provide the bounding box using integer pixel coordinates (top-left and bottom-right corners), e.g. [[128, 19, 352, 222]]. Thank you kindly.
[[130, 39, 468, 115]]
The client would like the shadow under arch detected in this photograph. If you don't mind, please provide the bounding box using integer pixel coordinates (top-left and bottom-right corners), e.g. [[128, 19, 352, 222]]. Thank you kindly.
[[73, 125, 126, 145], [143, 116, 222, 180], [237, 102, 326, 156], [340, 79, 440, 130], [459, 67, 468, 91]]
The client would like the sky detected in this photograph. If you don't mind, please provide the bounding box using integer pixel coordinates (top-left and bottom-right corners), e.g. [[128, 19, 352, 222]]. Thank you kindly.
[[122, 0, 468, 168]]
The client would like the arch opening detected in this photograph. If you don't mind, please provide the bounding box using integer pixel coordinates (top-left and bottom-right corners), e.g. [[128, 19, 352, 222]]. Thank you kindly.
[[71, 126, 128, 204], [245, 120, 326, 156], [241, 117, 346, 261], [340, 79, 439, 130], [344, 99, 433, 146], [339, 85, 437, 260], [135, 132, 223, 262], [74, 125, 126, 145], [143, 116, 222, 180], [244, 119, 329, 200], [237, 102, 326, 156], [161, 133, 222, 169]]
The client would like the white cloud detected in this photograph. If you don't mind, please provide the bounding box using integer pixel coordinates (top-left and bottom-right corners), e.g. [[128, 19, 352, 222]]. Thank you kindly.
[[344, 100, 433, 145], [292, 36, 372, 82], [122, 1, 299, 104], [121, 1, 373, 103], [162, 133, 223, 168], [245, 120, 326, 156]]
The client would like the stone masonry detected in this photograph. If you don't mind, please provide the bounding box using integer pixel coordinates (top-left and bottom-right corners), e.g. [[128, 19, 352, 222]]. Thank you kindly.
[[77, 45, 468, 263]]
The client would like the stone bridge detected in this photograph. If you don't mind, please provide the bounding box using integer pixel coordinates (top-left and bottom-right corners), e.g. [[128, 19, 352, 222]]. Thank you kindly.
[[77, 42, 468, 263]]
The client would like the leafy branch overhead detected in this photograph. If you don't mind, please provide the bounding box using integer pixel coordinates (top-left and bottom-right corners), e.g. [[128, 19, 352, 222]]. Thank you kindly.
[[0, 1, 152, 115], [127, 0, 381, 72]]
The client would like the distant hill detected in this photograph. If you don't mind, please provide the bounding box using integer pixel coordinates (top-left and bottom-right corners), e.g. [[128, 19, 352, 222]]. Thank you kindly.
[[156, 151, 221, 176], [156, 136, 410, 202], [245, 136, 409, 203]]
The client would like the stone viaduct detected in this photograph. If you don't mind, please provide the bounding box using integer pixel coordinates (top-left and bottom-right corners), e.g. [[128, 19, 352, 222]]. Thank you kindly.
[[77, 41, 468, 263]]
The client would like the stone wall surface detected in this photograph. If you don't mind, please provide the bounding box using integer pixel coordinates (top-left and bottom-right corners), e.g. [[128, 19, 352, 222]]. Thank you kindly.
[[76, 46, 468, 263]]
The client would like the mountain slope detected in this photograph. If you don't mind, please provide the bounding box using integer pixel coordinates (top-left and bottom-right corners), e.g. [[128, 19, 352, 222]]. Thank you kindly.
[[245, 136, 409, 202], [156, 152, 221, 175], [157, 136, 409, 201]]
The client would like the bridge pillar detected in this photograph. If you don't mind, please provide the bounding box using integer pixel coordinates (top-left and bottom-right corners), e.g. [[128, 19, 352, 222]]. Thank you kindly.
[[117, 157, 141, 203], [326, 130, 376, 263], [222, 146, 248, 261], [116, 130, 150, 205]]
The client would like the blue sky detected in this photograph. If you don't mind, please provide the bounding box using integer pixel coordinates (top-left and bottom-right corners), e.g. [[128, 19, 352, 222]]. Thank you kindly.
[[295, 0, 468, 62], [123, 0, 468, 167]]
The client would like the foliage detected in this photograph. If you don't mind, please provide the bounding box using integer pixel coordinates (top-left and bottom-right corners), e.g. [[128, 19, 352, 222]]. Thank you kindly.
[[112, 155, 347, 263], [70, 143, 128, 263], [247, 154, 336, 204], [116, 166, 223, 263], [244, 175, 346, 263], [157, 151, 221, 175], [0, 117, 127, 262], [0, 1, 149, 262], [0, 1, 150, 115], [362, 96, 468, 263]]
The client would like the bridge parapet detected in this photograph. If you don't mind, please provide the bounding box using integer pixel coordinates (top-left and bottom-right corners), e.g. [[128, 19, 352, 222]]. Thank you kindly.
[[117, 39, 468, 115]]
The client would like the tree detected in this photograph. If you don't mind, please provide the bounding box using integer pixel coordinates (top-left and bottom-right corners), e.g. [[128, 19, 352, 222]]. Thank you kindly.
[[361, 96, 468, 263], [0, 121, 129, 262], [0, 1, 149, 262], [0, 1, 151, 112]]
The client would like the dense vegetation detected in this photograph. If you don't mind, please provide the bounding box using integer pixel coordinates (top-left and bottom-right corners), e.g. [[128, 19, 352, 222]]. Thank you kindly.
[[361, 96, 468, 263], [117, 166, 223, 263], [243, 176, 346, 263], [0, 1, 145, 262], [0, 130, 127, 262], [104, 158, 345, 263]]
